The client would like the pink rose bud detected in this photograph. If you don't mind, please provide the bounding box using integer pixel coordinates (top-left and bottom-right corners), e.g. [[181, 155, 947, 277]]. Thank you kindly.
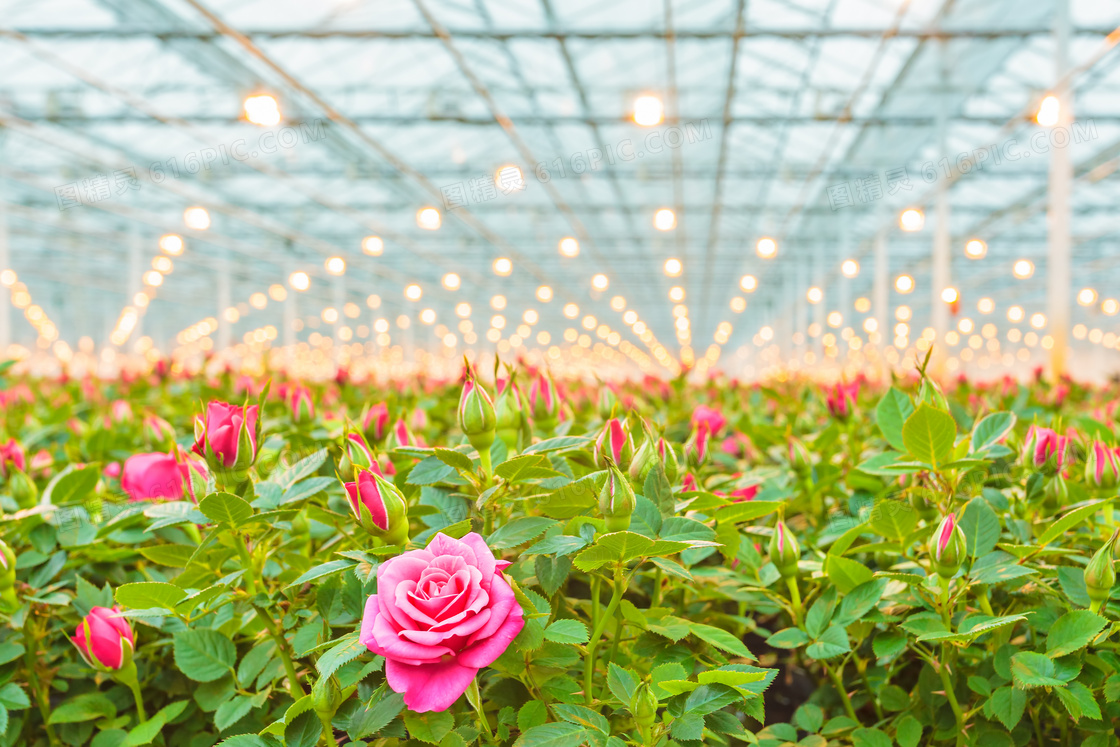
[[1086, 441, 1120, 489], [681, 472, 698, 493], [363, 402, 390, 442], [110, 400, 133, 424], [359, 533, 524, 712], [344, 468, 408, 544], [685, 422, 711, 469], [691, 405, 726, 436], [825, 382, 859, 421], [528, 371, 560, 427], [121, 450, 205, 503], [787, 436, 812, 472], [389, 418, 415, 449], [71, 606, 135, 671], [142, 415, 175, 444], [769, 520, 800, 579], [731, 484, 760, 502], [930, 513, 966, 579], [289, 386, 315, 424], [340, 431, 375, 475], [103, 462, 122, 479], [594, 418, 633, 470], [1022, 425, 1069, 476], [0, 439, 26, 479], [192, 401, 260, 472]]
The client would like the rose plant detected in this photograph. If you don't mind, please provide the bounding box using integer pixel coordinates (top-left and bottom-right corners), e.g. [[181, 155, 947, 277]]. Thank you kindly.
[[0, 355, 1118, 747]]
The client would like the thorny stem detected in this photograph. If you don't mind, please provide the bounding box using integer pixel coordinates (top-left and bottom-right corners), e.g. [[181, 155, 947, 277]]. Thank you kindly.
[[24, 613, 60, 746], [585, 566, 627, 707], [822, 660, 857, 721], [254, 604, 306, 698], [937, 643, 966, 747]]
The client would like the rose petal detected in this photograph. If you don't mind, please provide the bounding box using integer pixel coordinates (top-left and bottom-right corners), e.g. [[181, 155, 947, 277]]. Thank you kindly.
[[457, 600, 524, 669], [385, 658, 478, 714]]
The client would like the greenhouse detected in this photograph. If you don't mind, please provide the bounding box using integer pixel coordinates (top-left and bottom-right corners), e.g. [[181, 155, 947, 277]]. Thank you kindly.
[[1, 0, 1119, 745]]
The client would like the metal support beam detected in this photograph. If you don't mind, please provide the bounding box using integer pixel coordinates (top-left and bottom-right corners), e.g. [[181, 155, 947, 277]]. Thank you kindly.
[[1048, 0, 1073, 378], [930, 41, 951, 375], [873, 226, 889, 379]]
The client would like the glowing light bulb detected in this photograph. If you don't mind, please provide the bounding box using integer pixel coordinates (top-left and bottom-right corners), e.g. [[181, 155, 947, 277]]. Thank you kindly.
[[899, 208, 924, 232], [654, 208, 676, 231], [894, 274, 914, 294], [442, 273, 461, 291], [1007, 305, 1024, 323], [756, 237, 777, 259], [152, 256, 173, 273], [404, 284, 423, 301], [243, 94, 281, 126], [978, 297, 994, 314], [964, 239, 987, 259], [633, 95, 664, 127], [416, 207, 441, 230], [941, 287, 959, 304], [325, 256, 346, 275], [591, 274, 609, 291], [668, 286, 685, 302], [807, 287, 823, 304], [183, 207, 210, 230], [1036, 95, 1060, 127], [841, 259, 859, 278], [1012, 259, 1034, 279], [739, 274, 757, 292], [558, 236, 580, 258], [664, 258, 682, 277], [536, 285, 553, 302], [491, 295, 506, 310], [494, 165, 525, 193], [493, 257, 513, 276], [144, 270, 163, 287], [362, 236, 384, 256], [1078, 288, 1097, 306], [456, 302, 472, 318], [159, 234, 184, 255]]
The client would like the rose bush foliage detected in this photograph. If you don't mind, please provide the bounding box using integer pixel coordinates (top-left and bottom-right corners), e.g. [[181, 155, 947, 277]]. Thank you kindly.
[[0, 358, 1119, 747]]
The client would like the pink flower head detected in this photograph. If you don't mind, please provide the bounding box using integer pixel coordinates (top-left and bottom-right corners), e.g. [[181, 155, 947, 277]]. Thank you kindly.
[[110, 400, 133, 424], [103, 462, 121, 479], [776, 521, 787, 553], [142, 415, 175, 444], [528, 372, 559, 422], [391, 418, 414, 448], [1022, 425, 1069, 474], [1086, 440, 1120, 489], [825, 382, 859, 421], [359, 532, 525, 712], [289, 386, 315, 423], [364, 402, 390, 441], [0, 439, 26, 479], [71, 606, 134, 671], [691, 405, 726, 436], [936, 513, 957, 557], [594, 418, 630, 467], [345, 468, 392, 532], [120, 450, 205, 502], [192, 401, 260, 469]]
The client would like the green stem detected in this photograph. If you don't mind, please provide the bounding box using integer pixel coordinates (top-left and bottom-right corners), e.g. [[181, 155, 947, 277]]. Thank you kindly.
[[318, 712, 339, 747], [235, 533, 258, 596], [126, 676, 148, 723], [585, 567, 627, 706], [787, 577, 803, 627], [650, 567, 662, 608], [24, 615, 59, 746], [255, 605, 306, 698], [938, 643, 966, 746], [939, 576, 953, 629], [603, 615, 624, 696], [822, 661, 857, 721], [478, 447, 493, 486]]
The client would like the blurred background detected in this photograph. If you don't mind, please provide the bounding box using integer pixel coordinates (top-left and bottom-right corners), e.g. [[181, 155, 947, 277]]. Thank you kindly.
[[0, 0, 1118, 382]]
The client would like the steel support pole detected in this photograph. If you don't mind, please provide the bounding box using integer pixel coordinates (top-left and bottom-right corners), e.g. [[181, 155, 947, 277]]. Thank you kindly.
[[931, 40, 951, 375], [874, 227, 889, 379], [1048, 0, 1072, 378], [128, 229, 142, 343], [217, 253, 231, 352]]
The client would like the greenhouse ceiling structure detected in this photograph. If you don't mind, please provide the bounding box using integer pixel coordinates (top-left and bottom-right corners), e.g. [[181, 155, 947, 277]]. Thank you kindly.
[[1, 0, 1118, 379]]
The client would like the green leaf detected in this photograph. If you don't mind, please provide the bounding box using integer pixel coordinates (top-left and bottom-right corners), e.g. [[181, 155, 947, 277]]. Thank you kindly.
[[608, 663, 639, 705], [517, 701, 548, 732], [433, 447, 474, 473], [48, 693, 116, 724], [713, 501, 782, 525], [917, 615, 1027, 644], [284, 559, 358, 589], [274, 447, 328, 488], [488, 517, 557, 549], [403, 710, 454, 744], [876, 387, 915, 451], [138, 544, 196, 567], [535, 554, 572, 597], [766, 627, 810, 649], [495, 454, 560, 482], [1047, 611, 1107, 657], [214, 695, 254, 731], [958, 498, 1000, 558], [407, 456, 456, 486], [868, 499, 918, 540], [552, 703, 609, 733], [573, 531, 660, 571], [172, 629, 236, 682], [690, 622, 754, 659], [522, 436, 592, 454], [1055, 681, 1101, 722], [896, 715, 922, 747], [42, 463, 101, 505], [972, 411, 1016, 452], [805, 587, 838, 639], [1039, 500, 1112, 547], [347, 691, 404, 739], [198, 492, 254, 526], [805, 625, 850, 660], [1010, 651, 1065, 688], [659, 516, 716, 543], [115, 582, 187, 611], [0, 683, 30, 710], [825, 555, 873, 594], [671, 713, 705, 741], [316, 632, 365, 678], [513, 722, 588, 747], [901, 404, 956, 468], [537, 472, 602, 519], [836, 580, 886, 625], [0, 642, 25, 666], [543, 619, 589, 644], [852, 727, 892, 747]]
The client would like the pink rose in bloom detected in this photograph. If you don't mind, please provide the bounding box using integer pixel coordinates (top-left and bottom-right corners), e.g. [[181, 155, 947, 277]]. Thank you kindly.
[[359, 532, 525, 713], [71, 606, 134, 670], [193, 401, 260, 469], [691, 405, 726, 435], [364, 402, 390, 441], [0, 439, 26, 479], [121, 450, 205, 502], [825, 382, 859, 421]]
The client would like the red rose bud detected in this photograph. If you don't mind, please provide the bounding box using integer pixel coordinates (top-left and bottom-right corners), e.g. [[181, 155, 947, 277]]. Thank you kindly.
[[825, 382, 859, 421], [389, 418, 416, 449], [1086, 441, 1120, 489], [656, 437, 680, 484], [1022, 426, 1069, 476], [339, 431, 375, 475], [0, 539, 16, 612], [192, 401, 260, 473], [458, 366, 496, 453], [1085, 529, 1119, 612], [685, 422, 711, 469], [142, 415, 175, 445], [595, 418, 633, 470], [528, 371, 560, 428], [769, 520, 800, 579], [71, 606, 135, 671], [363, 402, 390, 442], [628, 423, 658, 483], [0, 439, 26, 480], [599, 462, 636, 532], [344, 468, 408, 544], [289, 385, 315, 424], [930, 513, 966, 579], [787, 435, 812, 472]]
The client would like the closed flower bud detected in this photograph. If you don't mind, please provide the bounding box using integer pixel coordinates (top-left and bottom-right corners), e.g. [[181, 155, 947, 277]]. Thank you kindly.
[[599, 462, 636, 533], [289, 385, 315, 424], [192, 401, 261, 475], [389, 418, 416, 449], [339, 431, 374, 475], [363, 402, 390, 443], [769, 520, 800, 579], [528, 371, 560, 428], [1086, 530, 1119, 610], [787, 436, 812, 473], [598, 385, 619, 420], [312, 675, 343, 719], [595, 418, 634, 471], [0, 439, 26, 480], [494, 379, 525, 450], [908, 485, 939, 521], [631, 682, 658, 728], [71, 606, 134, 672], [930, 513, 966, 579], [629, 434, 656, 484], [917, 378, 950, 412], [8, 467, 37, 509], [825, 382, 859, 421], [657, 437, 680, 485], [685, 422, 711, 469], [142, 415, 175, 445], [344, 468, 409, 545], [458, 366, 496, 454], [1085, 441, 1120, 489], [1022, 425, 1070, 476], [1042, 474, 1069, 508]]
